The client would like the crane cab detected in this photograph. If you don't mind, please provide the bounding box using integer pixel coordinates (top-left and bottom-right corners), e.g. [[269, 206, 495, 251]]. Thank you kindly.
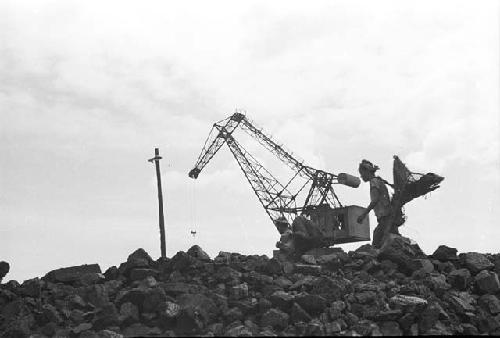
[[309, 205, 370, 245]]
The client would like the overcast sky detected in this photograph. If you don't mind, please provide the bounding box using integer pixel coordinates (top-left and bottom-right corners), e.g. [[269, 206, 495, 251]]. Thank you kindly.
[[1, 0, 499, 282]]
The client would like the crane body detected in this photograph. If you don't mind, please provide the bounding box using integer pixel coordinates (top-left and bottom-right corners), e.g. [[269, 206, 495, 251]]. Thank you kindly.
[[189, 112, 370, 248]]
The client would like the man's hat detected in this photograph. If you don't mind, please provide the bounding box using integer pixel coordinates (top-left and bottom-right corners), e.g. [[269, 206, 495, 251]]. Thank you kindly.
[[359, 159, 379, 173]]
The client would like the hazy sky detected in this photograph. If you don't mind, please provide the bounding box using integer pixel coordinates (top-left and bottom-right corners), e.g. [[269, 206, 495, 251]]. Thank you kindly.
[[1, 0, 499, 282]]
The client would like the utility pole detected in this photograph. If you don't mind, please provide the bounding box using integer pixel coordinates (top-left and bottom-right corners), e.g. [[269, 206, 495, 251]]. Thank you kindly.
[[148, 148, 166, 258]]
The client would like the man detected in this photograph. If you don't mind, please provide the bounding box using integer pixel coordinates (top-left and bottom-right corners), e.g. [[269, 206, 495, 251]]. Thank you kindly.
[[357, 159, 399, 248]]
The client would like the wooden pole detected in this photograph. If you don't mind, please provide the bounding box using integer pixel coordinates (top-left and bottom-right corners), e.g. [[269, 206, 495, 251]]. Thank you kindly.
[[148, 148, 166, 258]]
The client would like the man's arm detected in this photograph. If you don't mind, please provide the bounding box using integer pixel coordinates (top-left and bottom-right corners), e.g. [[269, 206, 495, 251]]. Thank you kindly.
[[357, 188, 380, 223]]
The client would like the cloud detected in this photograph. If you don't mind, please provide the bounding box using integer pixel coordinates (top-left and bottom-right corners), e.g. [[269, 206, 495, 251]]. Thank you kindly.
[[1, 0, 499, 281]]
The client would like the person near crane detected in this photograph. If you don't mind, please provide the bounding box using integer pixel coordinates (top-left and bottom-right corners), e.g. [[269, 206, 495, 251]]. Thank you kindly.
[[356, 159, 400, 248]]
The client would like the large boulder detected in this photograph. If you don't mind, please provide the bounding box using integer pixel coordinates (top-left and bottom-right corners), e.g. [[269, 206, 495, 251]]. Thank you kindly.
[[378, 235, 426, 274], [45, 264, 101, 283], [459, 252, 494, 274], [432, 245, 458, 261]]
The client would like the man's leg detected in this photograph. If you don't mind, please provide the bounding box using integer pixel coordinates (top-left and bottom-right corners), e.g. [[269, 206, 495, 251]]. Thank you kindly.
[[372, 222, 384, 248]]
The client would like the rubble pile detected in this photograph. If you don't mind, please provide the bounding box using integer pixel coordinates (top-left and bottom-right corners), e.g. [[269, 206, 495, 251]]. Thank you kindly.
[[1, 239, 500, 337]]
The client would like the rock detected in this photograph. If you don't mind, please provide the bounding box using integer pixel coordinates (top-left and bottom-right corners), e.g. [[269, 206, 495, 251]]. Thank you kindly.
[[223, 307, 243, 324], [162, 301, 181, 319], [435, 261, 456, 274], [0, 261, 10, 282], [176, 294, 218, 333], [432, 245, 458, 261], [162, 282, 207, 297], [459, 252, 494, 274], [97, 330, 124, 338], [72, 322, 93, 334], [316, 253, 343, 267], [355, 244, 380, 257], [479, 295, 500, 314], [412, 259, 434, 274], [325, 321, 342, 335], [290, 302, 312, 323], [269, 291, 295, 311], [37, 304, 63, 326], [129, 268, 157, 281], [263, 258, 282, 275], [137, 276, 157, 289], [122, 323, 161, 337], [92, 303, 120, 330], [352, 319, 380, 336], [447, 268, 471, 290], [424, 273, 451, 295], [142, 287, 167, 313], [119, 302, 139, 323], [475, 270, 500, 294], [389, 295, 427, 311], [301, 254, 317, 265], [294, 293, 327, 315], [214, 266, 242, 283], [45, 264, 102, 283], [127, 248, 153, 266], [273, 276, 292, 290], [224, 324, 253, 337], [461, 323, 479, 335], [260, 308, 289, 330], [380, 321, 403, 336], [82, 284, 110, 308], [79, 273, 106, 285], [258, 297, 272, 313], [19, 278, 43, 297], [418, 302, 441, 333], [229, 283, 249, 300], [310, 276, 349, 302], [374, 309, 403, 322], [104, 266, 119, 280], [293, 264, 322, 275], [187, 245, 211, 261], [306, 319, 325, 336], [168, 251, 202, 272], [214, 251, 232, 264], [446, 291, 476, 313], [378, 235, 426, 274]]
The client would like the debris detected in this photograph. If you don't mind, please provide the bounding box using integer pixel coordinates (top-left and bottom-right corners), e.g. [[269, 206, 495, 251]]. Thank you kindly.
[[1, 244, 500, 336]]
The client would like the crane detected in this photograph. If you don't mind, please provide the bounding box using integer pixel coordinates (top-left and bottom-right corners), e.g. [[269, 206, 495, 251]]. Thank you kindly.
[[188, 111, 370, 246]]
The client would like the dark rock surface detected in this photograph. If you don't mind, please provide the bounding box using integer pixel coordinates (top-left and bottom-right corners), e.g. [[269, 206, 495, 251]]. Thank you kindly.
[[1, 240, 500, 336]]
